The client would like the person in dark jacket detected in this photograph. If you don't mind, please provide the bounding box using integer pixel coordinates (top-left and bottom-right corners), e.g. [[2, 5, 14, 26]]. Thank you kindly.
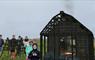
[[6, 37, 11, 54], [28, 43, 40, 60], [0, 35, 4, 57], [10, 35, 17, 60], [16, 36, 23, 57]]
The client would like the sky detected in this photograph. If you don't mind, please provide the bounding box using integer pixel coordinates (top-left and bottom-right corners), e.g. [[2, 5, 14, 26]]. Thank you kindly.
[[0, 0, 95, 39]]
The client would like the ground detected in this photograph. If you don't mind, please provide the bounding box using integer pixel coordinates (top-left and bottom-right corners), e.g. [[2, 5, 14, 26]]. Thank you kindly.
[[0, 40, 40, 60], [0, 50, 26, 60], [0, 40, 95, 60]]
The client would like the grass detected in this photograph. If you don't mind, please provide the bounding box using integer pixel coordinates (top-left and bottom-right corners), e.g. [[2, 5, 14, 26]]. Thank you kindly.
[[0, 50, 26, 60], [0, 40, 41, 60], [0, 40, 95, 60], [0, 41, 26, 60]]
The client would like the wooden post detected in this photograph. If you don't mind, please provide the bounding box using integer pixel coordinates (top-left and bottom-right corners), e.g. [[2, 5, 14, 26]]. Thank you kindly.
[[40, 35, 43, 60]]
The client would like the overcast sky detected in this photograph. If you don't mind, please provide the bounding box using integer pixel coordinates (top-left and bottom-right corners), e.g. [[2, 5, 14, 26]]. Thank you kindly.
[[0, 0, 95, 38]]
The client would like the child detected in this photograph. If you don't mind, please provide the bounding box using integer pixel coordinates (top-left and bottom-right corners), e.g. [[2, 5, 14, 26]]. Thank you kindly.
[[28, 43, 40, 60]]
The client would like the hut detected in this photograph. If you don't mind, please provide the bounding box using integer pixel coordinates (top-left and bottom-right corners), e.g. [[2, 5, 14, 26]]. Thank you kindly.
[[40, 11, 94, 60]]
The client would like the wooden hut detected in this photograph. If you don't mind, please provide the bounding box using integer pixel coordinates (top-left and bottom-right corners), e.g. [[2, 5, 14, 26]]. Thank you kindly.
[[40, 11, 94, 60]]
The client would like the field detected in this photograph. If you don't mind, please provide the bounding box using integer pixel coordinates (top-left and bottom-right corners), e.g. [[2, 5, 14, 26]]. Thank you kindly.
[[0, 40, 40, 60], [0, 50, 26, 60], [0, 39, 95, 60]]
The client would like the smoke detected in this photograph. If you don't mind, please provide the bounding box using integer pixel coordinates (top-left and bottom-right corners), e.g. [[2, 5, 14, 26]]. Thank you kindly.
[[64, 0, 74, 14]]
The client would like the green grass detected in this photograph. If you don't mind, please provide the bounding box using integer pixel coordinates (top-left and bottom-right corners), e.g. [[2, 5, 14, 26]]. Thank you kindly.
[[0, 40, 41, 60], [1, 40, 95, 60], [0, 50, 26, 60]]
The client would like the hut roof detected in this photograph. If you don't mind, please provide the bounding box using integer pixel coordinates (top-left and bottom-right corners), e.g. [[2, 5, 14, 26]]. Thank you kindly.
[[40, 11, 93, 37]]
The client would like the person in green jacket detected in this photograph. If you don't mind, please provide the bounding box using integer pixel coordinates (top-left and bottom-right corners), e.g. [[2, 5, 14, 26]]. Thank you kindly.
[[25, 42, 33, 56], [23, 36, 33, 60]]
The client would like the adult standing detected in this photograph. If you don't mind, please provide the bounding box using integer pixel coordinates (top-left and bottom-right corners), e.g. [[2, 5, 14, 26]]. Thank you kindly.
[[16, 36, 23, 58], [10, 35, 17, 60], [0, 35, 4, 57], [6, 37, 11, 54], [5, 37, 10, 51]]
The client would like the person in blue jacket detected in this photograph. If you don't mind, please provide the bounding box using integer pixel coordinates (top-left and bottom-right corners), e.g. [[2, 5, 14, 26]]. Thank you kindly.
[[0, 35, 4, 57]]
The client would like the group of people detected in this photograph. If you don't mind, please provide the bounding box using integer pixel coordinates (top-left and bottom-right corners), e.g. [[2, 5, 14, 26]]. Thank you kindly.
[[0, 35, 40, 60]]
